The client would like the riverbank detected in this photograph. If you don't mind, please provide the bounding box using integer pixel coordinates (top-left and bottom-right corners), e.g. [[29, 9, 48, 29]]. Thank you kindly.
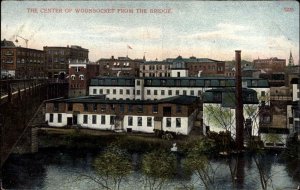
[[38, 127, 205, 153]]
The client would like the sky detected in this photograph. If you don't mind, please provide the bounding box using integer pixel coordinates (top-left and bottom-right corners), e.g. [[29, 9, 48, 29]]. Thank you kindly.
[[1, 1, 299, 63]]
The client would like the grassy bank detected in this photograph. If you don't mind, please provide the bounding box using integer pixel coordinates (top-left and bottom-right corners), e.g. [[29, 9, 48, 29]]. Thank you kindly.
[[38, 128, 204, 153]]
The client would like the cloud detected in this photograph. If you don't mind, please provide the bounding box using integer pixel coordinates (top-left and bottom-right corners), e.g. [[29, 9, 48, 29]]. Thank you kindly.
[[87, 25, 162, 40], [181, 23, 250, 41]]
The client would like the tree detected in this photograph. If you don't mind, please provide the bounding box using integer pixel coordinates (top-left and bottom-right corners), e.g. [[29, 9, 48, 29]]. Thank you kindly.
[[142, 150, 177, 190], [92, 144, 132, 190], [182, 138, 217, 190]]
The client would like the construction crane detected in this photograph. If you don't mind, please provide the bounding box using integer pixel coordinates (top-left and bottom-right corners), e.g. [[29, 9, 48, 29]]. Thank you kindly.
[[15, 35, 29, 48]]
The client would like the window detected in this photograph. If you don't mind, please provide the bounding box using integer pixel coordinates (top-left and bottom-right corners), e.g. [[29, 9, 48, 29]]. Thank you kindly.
[[190, 90, 194, 96], [106, 89, 110, 94], [79, 75, 84, 80], [176, 118, 181, 128], [176, 90, 180, 95], [120, 89, 123, 95], [120, 104, 125, 113], [154, 90, 157, 95], [168, 90, 172, 96], [58, 114, 62, 123], [126, 89, 130, 95], [84, 104, 88, 111], [128, 116, 133, 126], [101, 104, 106, 112], [183, 90, 187, 95], [147, 90, 151, 95], [92, 115, 97, 124], [137, 80, 141, 86], [49, 114, 53, 122], [138, 117, 142, 126], [110, 104, 115, 112], [54, 103, 58, 111], [261, 91, 266, 97], [161, 90, 165, 95], [166, 118, 171, 127], [110, 116, 115, 125], [176, 105, 182, 113], [93, 104, 97, 111], [152, 105, 158, 113], [99, 89, 103, 94], [113, 89, 116, 94], [177, 72, 180, 77], [137, 90, 140, 95], [147, 117, 152, 127], [124, 104, 132, 112], [198, 90, 202, 97], [67, 104, 73, 111], [101, 115, 105, 124], [137, 105, 143, 113], [83, 115, 88, 124]]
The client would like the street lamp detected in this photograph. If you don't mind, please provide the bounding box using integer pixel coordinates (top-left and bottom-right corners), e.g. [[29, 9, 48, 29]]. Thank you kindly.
[[15, 35, 29, 48]]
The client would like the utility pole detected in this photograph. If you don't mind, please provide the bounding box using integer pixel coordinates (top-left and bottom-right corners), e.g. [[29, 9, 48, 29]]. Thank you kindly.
[[235, 50, 244, 152]]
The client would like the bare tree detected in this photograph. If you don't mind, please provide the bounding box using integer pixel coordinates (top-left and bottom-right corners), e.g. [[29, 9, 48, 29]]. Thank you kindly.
[[142, 150, 177, 190]]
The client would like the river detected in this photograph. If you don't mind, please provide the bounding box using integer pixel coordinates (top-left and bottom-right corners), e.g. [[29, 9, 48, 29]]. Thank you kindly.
[[2, 147, 300, 190]]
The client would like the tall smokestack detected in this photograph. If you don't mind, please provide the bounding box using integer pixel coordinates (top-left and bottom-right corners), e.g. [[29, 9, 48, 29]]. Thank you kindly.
[[235, 50, 244, 151]]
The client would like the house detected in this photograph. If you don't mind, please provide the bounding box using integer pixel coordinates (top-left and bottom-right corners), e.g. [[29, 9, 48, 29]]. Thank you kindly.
[[45, 95, 200, 135], [287, 78, 300, 140]]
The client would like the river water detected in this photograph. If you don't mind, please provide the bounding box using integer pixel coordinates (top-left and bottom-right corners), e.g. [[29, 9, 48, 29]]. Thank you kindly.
[[2, 147, 300, 190]]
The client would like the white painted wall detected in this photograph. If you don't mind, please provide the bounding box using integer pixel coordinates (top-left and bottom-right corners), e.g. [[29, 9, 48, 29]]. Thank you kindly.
[[45, 112, 194, 135], [293, 83, 299, 101], [45, 113, 72, 127], [260, 133, 288, 148], [171, 69, 188, 77], [123, 115, 154, 133], [89, 86, 135, 100], [203, 103, 260, 137]]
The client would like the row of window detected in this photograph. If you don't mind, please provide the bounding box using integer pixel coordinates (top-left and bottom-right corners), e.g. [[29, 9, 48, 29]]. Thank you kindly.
[[92, 88, 202, 97], [49, 113, 182, 128], [66, 103, 167, 113]]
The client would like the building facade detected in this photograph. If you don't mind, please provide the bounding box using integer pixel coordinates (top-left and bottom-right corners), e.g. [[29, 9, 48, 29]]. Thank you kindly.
[[253, 57, 286, 73], [96, 56, 142, 77], [44, 45, 89, 78], [1, 39, 45, 79], [89, 77, 270, 104], [202, 88, 260, 137], [166, 56, 225, 77], [287, 78, 300, 140], [69, 61, 100, 97], [45, 95, 200, 135], [139, 61, 171, 77]]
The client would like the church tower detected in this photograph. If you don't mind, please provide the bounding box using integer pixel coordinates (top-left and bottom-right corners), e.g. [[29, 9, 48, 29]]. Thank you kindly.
[[288, 50, 294, 66]]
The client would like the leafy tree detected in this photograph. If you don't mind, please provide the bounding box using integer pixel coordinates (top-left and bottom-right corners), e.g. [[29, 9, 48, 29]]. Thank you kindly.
[[142, 150, 177, 190], [91, 144, 132, 190]]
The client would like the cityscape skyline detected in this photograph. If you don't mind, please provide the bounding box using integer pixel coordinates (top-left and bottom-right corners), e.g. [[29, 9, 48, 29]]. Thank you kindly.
[[1, 1, 299, 63]]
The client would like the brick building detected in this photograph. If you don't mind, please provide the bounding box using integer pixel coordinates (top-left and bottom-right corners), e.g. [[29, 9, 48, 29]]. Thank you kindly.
[[96, 56, 142, 77], [166, 56, 225, 77], [45, 95, 200, 135], [68, 60, 99, 97], [140, 61, 171, 77], [253, 57, 286, 73], [1, 39, 45, 79], [44, 45, 89, 78]]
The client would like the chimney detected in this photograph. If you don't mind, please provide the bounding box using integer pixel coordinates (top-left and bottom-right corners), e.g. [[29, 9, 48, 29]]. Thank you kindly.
[[235, 50, 244, 152]]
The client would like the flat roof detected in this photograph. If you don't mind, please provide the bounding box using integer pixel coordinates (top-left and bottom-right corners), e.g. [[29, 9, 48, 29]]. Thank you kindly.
[[46, 95, 198, 105]]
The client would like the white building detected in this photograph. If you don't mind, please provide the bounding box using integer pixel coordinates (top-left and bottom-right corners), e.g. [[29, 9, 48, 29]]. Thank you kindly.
[[89, 77, 270, 104], [287, 78, 300, 140], [202, 88, 260, 138], [45, 95, 200, 135]]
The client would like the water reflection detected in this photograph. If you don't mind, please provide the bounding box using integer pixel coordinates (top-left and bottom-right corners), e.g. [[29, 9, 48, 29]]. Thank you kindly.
[[2, 148, 299, 190]]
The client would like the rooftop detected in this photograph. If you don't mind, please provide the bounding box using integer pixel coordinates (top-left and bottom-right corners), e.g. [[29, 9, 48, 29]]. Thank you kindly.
[[46, 95, 199, 105], [1, 39, 15, 47]]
